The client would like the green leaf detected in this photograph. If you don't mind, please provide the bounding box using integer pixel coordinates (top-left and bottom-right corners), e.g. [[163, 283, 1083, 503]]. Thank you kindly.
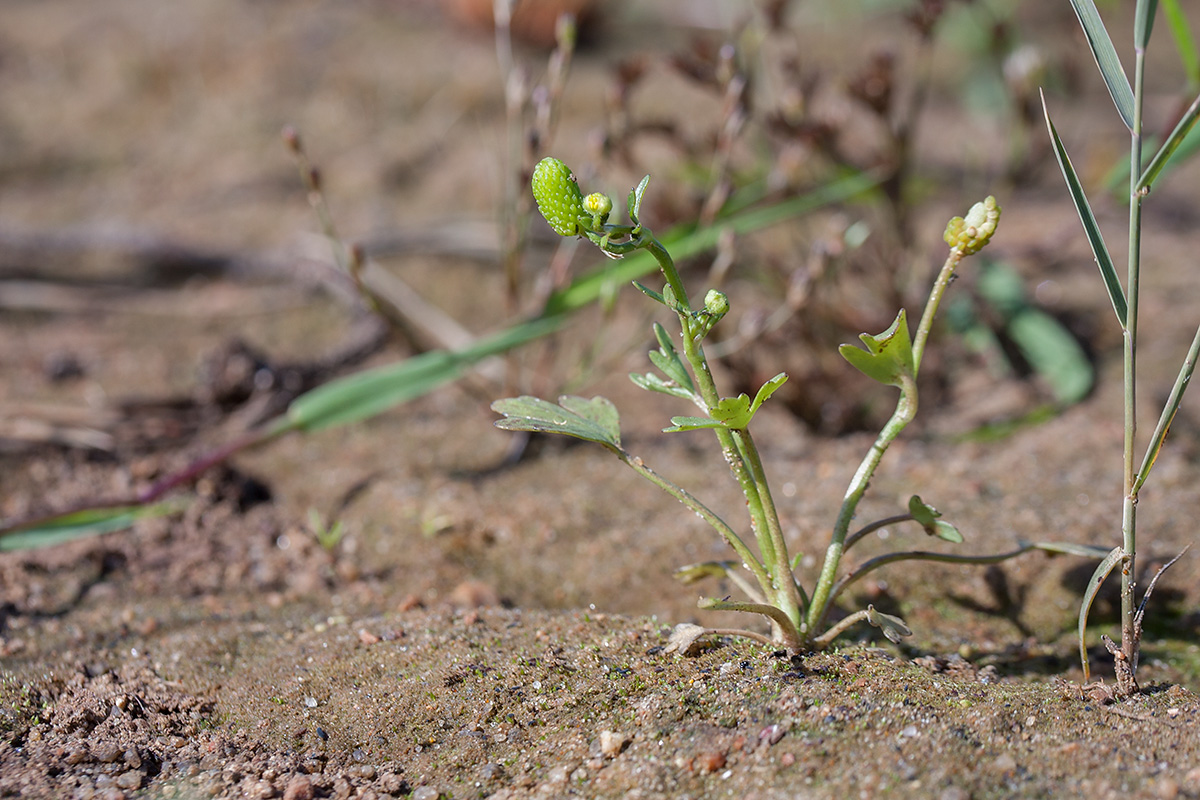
[[1078, 546, 1124, 683], [907, 495, 963, 544], [838, 310, 915, 388], [1068, 0, 1136, 129], [1137, 90, 1200, 191], [1135, 322, 1200, 494], [627, 174, 650, 231], [1023, 540, 1113, 559], [491, 395, 622, 449], [630, 371, 694, 400], [664, 415, 724, 433], [666, 373, 787, 432], [289, 314, 566, 431], [1135, 0, 1159, 52], [865, 604, 913, 643], [748, 372, 788, 417], [0, 503, 180, 552], [1042, 97, 1129, 325], [1008, 310, 1095, 404], [645, 323, 694, 394], [1163, 0, 1200, 89], [673, 561, 738, 585], [632, 281, 666, 306]]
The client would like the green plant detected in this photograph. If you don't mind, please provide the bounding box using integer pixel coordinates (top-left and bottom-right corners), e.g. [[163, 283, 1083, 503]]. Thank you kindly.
[[493, 157, 1101, 652], [1044, 0, 1200, 698], [307, 508, 347, 552]]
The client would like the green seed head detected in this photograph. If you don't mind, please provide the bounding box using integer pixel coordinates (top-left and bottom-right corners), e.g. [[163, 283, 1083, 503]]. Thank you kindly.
[[532, 157, 587, 237], [944, 196, 1001, 255]]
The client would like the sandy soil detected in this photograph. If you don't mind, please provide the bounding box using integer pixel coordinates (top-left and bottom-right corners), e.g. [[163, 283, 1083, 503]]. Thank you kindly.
[[4, 1, 1200, 798]]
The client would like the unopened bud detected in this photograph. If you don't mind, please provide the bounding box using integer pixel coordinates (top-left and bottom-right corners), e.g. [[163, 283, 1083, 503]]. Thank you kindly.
[[584, 192, 612, 227], [703, 289, 730, 319], [944, 196, 1000, 255]]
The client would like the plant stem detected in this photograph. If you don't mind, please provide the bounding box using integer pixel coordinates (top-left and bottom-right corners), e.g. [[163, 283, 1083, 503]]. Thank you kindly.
[[1120, 44, 1147, 690], [824, 544, 1038, 609], [805, 376, 917, 635], [615, 449, 772, 594], [806, 242, 964, 638], [644, 233, 803, 632], [843, 513, 915, 552], [912, 250, 963, 372]]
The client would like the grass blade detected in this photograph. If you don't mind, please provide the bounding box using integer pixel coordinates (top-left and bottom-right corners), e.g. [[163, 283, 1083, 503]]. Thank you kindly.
[[1078, 546, 1124, 683], [1136, 90, 1200, 191], [287, 314, 566, 431], [0, 503, 179, 551], [1135, 0, 1159, 52], [1134, 322, 1200, 494], [1042, 95, 1128, 324], [1163, 0, 1200, 88], [1069, 0, 1136, 129]]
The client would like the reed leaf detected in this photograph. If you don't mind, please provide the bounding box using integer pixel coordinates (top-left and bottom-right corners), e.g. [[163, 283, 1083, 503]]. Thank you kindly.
[[1042, 95, 1129, 324], [1078, 547, 1124, 683], [1136, 90, 1200, 191], [1068, 0, 1136, 129]]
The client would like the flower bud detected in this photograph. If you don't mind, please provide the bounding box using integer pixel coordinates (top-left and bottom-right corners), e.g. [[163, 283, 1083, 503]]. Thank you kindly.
[[703, 289, 730, 319], [584, 192, 613, 227], [943, 196, 1001, 255], [532, 157, 587, 236]]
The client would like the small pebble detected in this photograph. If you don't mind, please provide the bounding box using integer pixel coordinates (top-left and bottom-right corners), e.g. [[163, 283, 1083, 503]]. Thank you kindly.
[[115, 771, 142, 791], [411, 788, 441, 800], [695, 751, 727, 774], [92, 743, 122, 763], [282, 775, 314, 800], [1157, 777, 1180, 800], [246, 779, 276, 799], [599, 730, 628, 757], [993, 753, 1017, 774]]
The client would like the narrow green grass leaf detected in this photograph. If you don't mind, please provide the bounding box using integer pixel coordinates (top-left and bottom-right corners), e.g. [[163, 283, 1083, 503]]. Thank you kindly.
[[1135, 322, 1200, 494], [1078, 546, 1124, 683], [0, 503, 178, 551], [1137, 90, 1200, 191], [1042, 96, 1129, 324], [1163, 0, 1200, 88], [1069, 0, 1136, 129], [1135, 0, 1159, 52], [287, 315, 565, 431]]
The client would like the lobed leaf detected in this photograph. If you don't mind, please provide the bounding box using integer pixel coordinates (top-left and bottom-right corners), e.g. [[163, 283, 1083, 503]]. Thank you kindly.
[[865, 605, 913, 643], [492, 395, 622, 449], [839, 310, 915, 388], [907, 495, 963, 543]]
